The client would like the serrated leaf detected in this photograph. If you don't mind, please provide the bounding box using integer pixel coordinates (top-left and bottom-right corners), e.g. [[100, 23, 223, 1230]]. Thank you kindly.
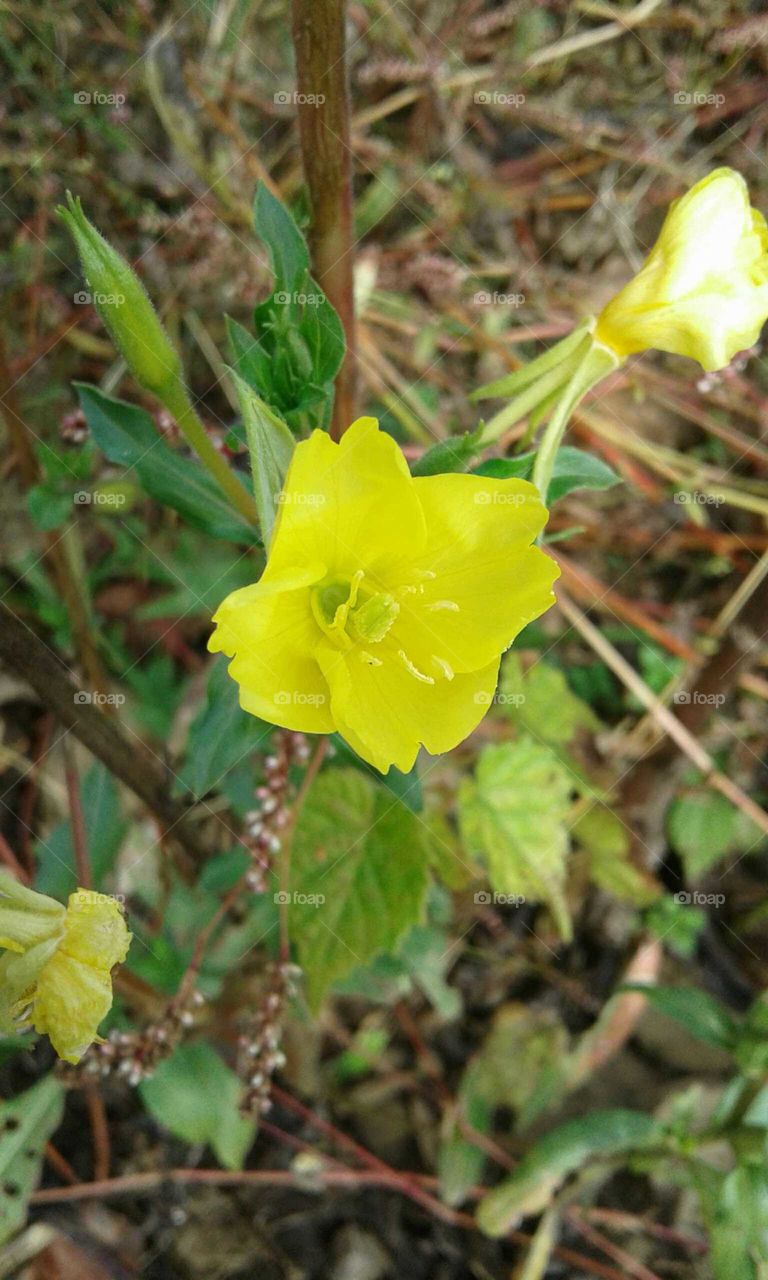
[[477, 1109, 658, 1236], [34, 763, 127, 899], [231, 372, 295, 544], [623, 984, 738, 1050], [501, 654, 599, 745], [0, 1074, 65, 1245], [177, 656, 273, 799], [289, 769, 430, 1008], [458, 741, 573, 940], [77, 383, 259, 544], [475, 446, 620, 503], [667, 790, 764, 878], [140, 1042, 255, 1170]]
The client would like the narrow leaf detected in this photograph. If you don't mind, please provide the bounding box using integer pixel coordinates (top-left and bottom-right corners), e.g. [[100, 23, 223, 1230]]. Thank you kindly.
[[231, 371, 295, 544]]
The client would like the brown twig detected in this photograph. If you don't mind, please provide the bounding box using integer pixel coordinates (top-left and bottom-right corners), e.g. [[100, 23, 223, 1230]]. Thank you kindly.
[[84, 1084, 111, 1182], [0, 603, 214, 863], [29, 1166, 649, 1279], [62, 739, 91, 889], [290, 0, 357, 437]]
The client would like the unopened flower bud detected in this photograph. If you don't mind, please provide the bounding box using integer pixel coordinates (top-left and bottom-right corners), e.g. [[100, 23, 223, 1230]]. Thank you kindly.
[[58, 192, 183, 399]]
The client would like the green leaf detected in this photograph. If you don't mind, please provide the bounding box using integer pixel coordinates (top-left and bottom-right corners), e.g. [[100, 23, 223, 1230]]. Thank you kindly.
[[177, 656, 273, 800], [459, 740, 573, 940], [698, 1164, 768, 1280], [329, 734, 423, 812], [477, 1109, 658, 1236], [667, 789, 764, 878], [622, 984, 738, 1050], [644, 894, 705, 958], [574, 805, 660, 906], [253, 182, 310, 289], [472, 323, 593, 402], [501, 654, 599, 745], [27, 483, 72, 531], [245, 184, 345, 424], [232, 372, 295, 544], [34, 763, 127, 899], [410, 429, 484, 477], [439, 1060, 493, 1208], [475, 446, 620, 503], [140, 1042, 255, 1170], [76, 383, 259, 544], [0, 1074, 65, 1245], [440, 1005, 568, 1207], [289, 768, 430, 1009]]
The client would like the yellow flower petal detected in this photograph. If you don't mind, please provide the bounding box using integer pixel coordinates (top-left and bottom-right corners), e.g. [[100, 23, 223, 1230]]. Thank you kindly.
[[32, 890, 131, 1064], [595, 168, 768, 371], [265, 418, 427, 580], [33, 951, 117, 1064], [395, 474, 558, 675], [318, 640, 500, 773], [0, 870, 64, 950], [209, 566, 334, 732], [63, 889, 132, 971]]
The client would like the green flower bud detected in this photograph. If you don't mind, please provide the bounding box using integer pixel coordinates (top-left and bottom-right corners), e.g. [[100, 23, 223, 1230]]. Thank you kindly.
[[58, 192, 183, 399]]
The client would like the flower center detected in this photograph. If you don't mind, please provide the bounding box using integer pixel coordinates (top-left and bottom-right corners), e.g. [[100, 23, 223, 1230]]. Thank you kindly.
[[311, 573, 400, 649]]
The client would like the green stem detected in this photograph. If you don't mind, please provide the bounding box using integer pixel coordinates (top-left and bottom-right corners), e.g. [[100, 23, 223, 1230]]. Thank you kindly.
[[479, 355, 583, 446], [532, 341, 620, 502], [161, 381, 260, 526]]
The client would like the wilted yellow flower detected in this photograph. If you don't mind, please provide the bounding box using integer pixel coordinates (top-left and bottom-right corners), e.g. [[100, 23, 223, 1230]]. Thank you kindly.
[[595, 168, 768, 371], [210, 418, 558, 773], [0, 874, 131, 1064]]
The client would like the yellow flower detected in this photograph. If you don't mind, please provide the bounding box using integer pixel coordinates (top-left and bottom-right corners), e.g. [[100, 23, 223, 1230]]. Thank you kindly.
[[209, 418, 558, 773], [0, 874, 131, 1064], [595, 168, 768, 371]]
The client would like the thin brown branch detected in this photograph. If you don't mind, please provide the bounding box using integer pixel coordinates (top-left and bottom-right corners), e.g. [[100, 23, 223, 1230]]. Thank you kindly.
[[290, 0, 357, 437], [0, 603, 213, 863]]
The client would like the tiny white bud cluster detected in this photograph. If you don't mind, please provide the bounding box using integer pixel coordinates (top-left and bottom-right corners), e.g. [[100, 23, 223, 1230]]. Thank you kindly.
[[242, 731, 310, 892], [237, 960, 302, 1116]]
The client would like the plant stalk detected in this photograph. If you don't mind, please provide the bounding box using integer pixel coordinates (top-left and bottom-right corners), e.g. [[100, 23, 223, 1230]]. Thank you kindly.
[[291, 0, 357, 438], [160, 382, 260, 525]]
